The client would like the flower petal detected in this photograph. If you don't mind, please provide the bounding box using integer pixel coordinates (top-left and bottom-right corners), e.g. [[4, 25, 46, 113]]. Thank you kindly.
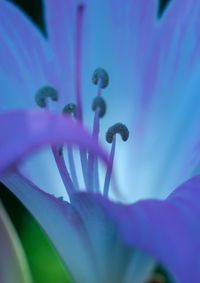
[[0, 1, 60, 109], [44, 0, 157, 108], [3, 171, 155, 283], [44, 0, 77, 103], [71, 193, 155, 283], [0, 201, 32, 283], [44, 0, 200, 201], [0, 110, 108, 176], [109, 0, 200, 201], [2, 172, 97, 283], [87, 175, 200, 282]]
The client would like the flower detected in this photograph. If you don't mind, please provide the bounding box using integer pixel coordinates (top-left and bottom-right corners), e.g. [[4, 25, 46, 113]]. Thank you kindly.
[[1, 0, 200, 282]]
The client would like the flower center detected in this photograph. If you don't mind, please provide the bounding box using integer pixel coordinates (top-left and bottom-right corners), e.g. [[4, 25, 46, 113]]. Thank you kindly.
[[35, 68, 129, 200]]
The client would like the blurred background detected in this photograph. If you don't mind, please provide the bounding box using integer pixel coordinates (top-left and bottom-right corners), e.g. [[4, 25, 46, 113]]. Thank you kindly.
[[0, 0, 171, 282]]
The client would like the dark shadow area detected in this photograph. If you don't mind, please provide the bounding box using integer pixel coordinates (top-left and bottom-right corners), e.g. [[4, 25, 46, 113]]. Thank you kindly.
[[158, 0, 171, 17]]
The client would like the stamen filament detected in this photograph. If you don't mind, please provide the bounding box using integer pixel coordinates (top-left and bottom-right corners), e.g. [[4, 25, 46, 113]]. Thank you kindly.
[[67, 145, 79, 189], [103, 135, 116, 197], [62, 103, 82, 190], [87, 80, 102, 191], [79, 150, 88, 189], [93, 158, 100, 192], [52, 147, 76, 197], [87, 111, 100, 191]]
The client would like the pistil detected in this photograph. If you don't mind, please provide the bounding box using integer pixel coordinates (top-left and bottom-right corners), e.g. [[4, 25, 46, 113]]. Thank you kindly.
[[87, 69, 108, 192], [75, 4, 85, 122]]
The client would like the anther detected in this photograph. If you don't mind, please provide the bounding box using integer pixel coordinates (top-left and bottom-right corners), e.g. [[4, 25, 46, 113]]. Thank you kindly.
[[92, 97, 106, 118], [63, 103, 77, 117], [106, 123, 129, 143], [92, 68, 109, 89], [78, 3, 85, 12], [35, 86, 58, 108]]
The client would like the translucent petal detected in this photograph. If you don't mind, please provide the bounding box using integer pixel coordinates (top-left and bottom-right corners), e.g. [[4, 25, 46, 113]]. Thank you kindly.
[[90, 175, 200, 282], [0, 110, 108, 177], [72, 193, 155, 283], [0, 1, 61, 110], [44, 0, 200, 201], [2, 173, 96, 283]]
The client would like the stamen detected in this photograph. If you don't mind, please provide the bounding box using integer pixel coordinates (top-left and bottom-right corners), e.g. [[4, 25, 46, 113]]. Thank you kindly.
[[62, 104, 79, 188], [52, 147, 76, 197], [93, 158, 100, 192], [35, 86, 58, 108], [103, 135, 116, 197], [58, 103, 77, 155], [67, 146, 79, 189], [87, 71, 107, 192], [92, 68, 109, 89], [104, 123, 129, 196], [92, 96, 106, 118], [106, 123, 129, 144], [63, 103, 77, 117], [35, 88, 76, 196]]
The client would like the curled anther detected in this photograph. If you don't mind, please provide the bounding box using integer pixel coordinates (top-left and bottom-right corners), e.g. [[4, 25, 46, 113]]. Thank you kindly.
[[92, 68, 109, 89], [78, 3, 85, 12], [92, 97, 106, 118], [106, 123, 129, 143], [63, 103, 77, 117], [35, 86, 58, 108]]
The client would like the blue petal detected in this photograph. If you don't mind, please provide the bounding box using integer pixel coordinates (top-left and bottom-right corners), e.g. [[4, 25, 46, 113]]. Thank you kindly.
[[45, 0, 200, 201], [2, 172, 96, 283], [0, 1, 62, 110], [71, 193, 155, 283], [44, 0, 78, 104], [89, 175, 200, 282]]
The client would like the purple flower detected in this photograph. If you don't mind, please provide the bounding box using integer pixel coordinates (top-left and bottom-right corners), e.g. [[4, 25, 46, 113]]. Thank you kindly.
[[1, 0, 200, 282]]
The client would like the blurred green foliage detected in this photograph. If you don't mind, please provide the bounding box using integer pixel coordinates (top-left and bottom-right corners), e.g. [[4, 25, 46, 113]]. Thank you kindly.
[[0, 184, 73, 283]]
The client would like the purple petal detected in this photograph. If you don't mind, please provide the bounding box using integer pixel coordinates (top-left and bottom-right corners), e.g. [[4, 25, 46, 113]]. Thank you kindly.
[[45, 0, 200, 201], [0, 1, 61, 109], [0, 110, 108, 176], [85, 175, 200, 282], [110, 1, 200, 201], [44, 0, 77, 103], [44, 0, 157, 106]]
